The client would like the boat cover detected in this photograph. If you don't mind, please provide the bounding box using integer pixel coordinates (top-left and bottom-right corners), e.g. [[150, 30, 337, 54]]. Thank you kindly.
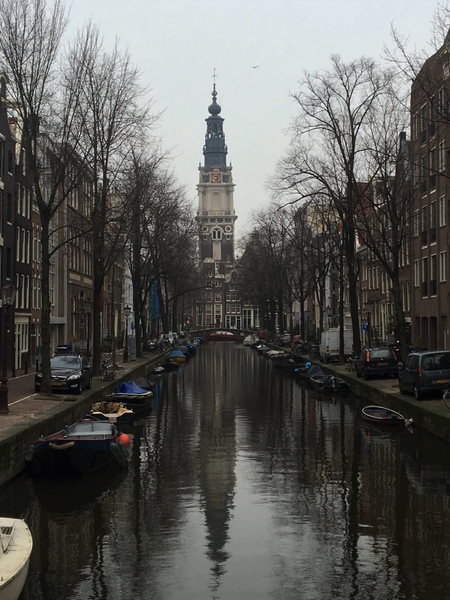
[[114, 381, 149, 395], [168, 350, 186, 359], [305, 365, 325, 380]]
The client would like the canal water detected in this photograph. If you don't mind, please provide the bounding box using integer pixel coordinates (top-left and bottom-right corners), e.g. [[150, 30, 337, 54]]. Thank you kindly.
[[2, 342, 450, 599]]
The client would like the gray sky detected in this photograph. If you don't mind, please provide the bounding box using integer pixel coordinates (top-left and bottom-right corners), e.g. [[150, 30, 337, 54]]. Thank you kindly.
[[69, 0, 440, 239]]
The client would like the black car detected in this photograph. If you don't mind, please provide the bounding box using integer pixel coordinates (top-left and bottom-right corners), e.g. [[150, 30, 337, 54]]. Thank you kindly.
[[35, 354, 92, 394], [355, 347, 399, 380]]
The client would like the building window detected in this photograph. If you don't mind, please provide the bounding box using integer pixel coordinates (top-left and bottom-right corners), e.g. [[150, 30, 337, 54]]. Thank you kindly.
[[430, 254, 437, 295], [439, 195, 446, 226], [212, 229, 222, 240], [420, 104, 427, 144], [6, 193, 12, 223], [422, 257, 428, 297], [430, 201, 436, 243], [413, 210, 419, 236], [440, 251, 447, 282], [414, 259, 419, 287], [421, 205, 428, 246], [430, 148, 436, 189], [439, 140, 446, 172], [429, 97, 436, 138]]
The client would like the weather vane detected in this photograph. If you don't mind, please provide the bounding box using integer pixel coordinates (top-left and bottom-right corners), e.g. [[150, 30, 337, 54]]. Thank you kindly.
[[212, 68, 216, 85]]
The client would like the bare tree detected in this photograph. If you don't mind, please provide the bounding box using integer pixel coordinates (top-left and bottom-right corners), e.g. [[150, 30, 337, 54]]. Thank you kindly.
[[69, 23, 159, 374], [273, 55, 394, 355], [122, 146, 198, 352], [0, 0, 91, 392]]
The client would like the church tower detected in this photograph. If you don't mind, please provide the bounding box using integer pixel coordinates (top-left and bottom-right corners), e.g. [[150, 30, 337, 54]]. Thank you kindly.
[[197, 80, 237, 265], [195, 79, 239, 329]]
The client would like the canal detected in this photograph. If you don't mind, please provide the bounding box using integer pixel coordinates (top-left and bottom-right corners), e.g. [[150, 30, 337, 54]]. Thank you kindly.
[[2, 341, 450, 599]]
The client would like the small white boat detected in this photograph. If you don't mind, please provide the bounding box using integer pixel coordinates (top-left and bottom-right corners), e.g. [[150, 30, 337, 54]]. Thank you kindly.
[[243, 333, 259, 346], [0, 517, 33, 600]]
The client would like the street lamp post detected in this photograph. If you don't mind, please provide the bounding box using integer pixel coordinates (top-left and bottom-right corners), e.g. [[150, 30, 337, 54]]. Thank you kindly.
[[85, 296, 92, 358], [123, 305, 131, 363], [0, 283, 17, 415]]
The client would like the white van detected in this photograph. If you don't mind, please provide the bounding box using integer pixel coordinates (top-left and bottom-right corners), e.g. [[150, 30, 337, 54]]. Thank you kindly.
[[319, 329, 353, 363]]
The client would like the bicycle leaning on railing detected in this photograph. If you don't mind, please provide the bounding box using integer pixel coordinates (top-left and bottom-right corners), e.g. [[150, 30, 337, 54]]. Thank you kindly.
[[101, 358, 116, 381]]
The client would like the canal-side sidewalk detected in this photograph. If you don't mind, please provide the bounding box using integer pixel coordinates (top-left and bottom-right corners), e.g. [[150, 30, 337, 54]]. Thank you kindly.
[[0, 356, 142, 432], [0, 351, 164, 488], [321, 360, 450, 443]]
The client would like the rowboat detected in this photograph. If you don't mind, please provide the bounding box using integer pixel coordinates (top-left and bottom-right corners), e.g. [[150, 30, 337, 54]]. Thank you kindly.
[[0, 517, 33, 600], [361, 405, 412, 427], [27, 420, 130, 476], [207, 331, 237, 341]]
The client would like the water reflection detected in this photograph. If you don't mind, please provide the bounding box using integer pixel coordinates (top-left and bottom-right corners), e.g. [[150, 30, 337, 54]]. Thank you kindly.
[[2, 343, 450, 598]]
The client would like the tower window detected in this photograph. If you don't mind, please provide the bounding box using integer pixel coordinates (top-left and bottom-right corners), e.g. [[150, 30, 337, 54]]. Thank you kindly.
[[212, 228, 222, 240]]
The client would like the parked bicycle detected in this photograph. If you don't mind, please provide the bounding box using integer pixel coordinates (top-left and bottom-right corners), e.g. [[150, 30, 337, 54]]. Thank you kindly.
[[443, 385, 450, 409], [345, 355, 358, 372], [101, 358, 116, 381]]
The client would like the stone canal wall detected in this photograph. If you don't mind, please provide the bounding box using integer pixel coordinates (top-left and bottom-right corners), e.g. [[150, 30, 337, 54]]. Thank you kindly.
[[0, 355, 161, 489]]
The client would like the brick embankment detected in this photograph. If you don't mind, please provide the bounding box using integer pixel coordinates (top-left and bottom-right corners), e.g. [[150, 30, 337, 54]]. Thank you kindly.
[[319, 360, 450, 443], [0, 351, 168, 489]]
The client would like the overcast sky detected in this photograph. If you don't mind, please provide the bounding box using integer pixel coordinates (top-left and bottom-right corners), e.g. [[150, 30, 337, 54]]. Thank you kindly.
[[69, 0, 441, 239]]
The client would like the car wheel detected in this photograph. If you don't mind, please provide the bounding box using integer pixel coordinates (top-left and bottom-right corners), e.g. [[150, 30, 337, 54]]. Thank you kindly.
[[35, 384, 40, 393], [363, 369, 370, 380], [399, 382, 408, 395], [86, 375, 92, 390], [356, 369, 361, 378], [75, 381, 83, 395], [413, 384, 423, 400]]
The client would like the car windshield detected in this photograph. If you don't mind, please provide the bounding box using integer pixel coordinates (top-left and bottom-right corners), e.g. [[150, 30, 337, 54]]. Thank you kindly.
[[51, 356, 81, 369], [421, 353, 450, 371]]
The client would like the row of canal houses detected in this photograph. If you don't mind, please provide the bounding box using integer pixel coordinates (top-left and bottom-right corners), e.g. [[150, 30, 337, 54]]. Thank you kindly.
[[303, 32, 450, 352], [0, 72, 133, 373]]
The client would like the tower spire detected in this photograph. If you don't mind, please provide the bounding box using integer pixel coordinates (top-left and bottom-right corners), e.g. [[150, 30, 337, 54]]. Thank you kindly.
[[203, 72, 227, 170]]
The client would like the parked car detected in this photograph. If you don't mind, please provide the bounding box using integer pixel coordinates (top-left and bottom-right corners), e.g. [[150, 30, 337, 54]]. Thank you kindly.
[[35, 353, 92, 394], [355, 347, 399, 380], [398, 350, 450, 400]]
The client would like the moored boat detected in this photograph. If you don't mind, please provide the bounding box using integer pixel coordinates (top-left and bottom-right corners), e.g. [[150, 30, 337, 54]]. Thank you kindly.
[[0, 518, 33, 600], [90, 400, 135, 425], [243, 333, 259, 346], [311, 375, 350, 394], [361, 405, 412, 427], [26, 419, 130, 476], [167, 350, 187, 365], [207, 330, 237, 341], [111, 381, 154, 416]]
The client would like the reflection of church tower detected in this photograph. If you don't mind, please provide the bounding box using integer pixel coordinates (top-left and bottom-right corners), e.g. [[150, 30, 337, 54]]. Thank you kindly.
[[195, 78, 242, 330]]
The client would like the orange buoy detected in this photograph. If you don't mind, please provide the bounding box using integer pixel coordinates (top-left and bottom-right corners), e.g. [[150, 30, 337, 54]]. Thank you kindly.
[[118, 433, 130, 447]]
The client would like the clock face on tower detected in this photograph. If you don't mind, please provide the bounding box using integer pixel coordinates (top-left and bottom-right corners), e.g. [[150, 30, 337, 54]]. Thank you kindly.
[[211, 173, 221, 183]]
